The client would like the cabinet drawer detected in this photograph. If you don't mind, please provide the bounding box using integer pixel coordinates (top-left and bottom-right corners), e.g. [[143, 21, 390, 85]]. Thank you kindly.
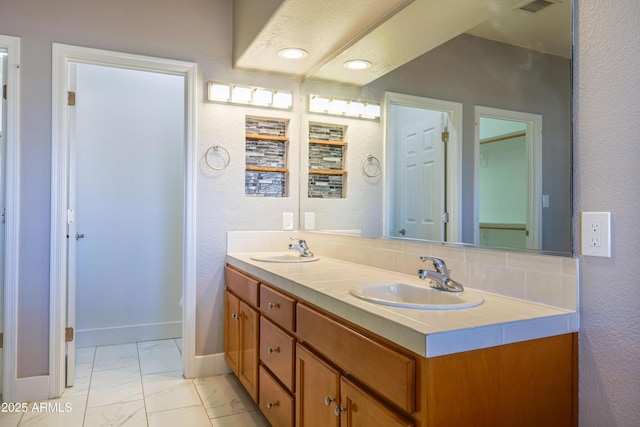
[[260, 284, 296, 331], [260, 316, 295, 392], [225, 266, 258, 306], [259, 366, 294, 427], [296, 303, 415, 413]]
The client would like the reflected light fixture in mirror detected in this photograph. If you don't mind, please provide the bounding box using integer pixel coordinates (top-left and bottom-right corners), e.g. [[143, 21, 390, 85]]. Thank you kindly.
[[278, 48, 308, 59], [309, 94, 380, 120], [207, 81, 293, 109], [344, 59, 372, 70]]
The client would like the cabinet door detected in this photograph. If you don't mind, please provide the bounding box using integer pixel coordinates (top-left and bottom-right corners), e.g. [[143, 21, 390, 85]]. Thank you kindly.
[[239, 300, 259, 402], [224, 291, 240, 375], [296, 343, 340, 427], [338, 377, 413, 427]]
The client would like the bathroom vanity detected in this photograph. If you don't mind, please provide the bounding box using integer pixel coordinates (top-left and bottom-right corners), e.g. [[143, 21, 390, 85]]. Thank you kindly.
[[224, 254, 578, 427]]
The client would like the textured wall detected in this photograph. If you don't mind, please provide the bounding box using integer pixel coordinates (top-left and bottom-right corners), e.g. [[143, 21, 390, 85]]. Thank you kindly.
[[575, 1, 640, 425], [0, 0, 300, 376]]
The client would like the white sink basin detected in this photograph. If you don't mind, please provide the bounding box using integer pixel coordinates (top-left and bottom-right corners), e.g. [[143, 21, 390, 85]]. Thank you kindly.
[[349, 280, 484, 310], [250, 253, 320, 263]]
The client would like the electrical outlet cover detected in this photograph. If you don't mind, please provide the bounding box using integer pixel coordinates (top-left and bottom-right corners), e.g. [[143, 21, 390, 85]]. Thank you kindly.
[[581, 212, 611, 257]]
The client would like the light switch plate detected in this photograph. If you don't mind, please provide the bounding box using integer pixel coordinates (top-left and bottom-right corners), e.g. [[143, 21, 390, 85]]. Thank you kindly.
[[304, 212, 315, 230], [581, 212, 611, 257], [283, 212, 294, 230]]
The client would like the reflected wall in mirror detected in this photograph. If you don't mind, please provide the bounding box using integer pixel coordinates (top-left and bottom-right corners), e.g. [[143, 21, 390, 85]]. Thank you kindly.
[[299, 2, 572, 255]]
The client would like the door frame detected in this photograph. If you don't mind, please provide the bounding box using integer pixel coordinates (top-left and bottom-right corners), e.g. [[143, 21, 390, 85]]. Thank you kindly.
[[50, 44, 197, 398], [383, 92, 462, 242], [0, 35, 21, 403], [474, 106, 542, 249]]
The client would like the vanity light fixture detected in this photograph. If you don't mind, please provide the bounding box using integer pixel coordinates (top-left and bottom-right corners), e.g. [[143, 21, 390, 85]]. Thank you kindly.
[[208, 82, 231, 101], [348, 101, 365, 116], [278, 48, 308, 60], [253, 88, 273, 105], [273, 91, 293, 109], [344, 59, 372, 70], [207, 81, 293, 110], [231, 85, 252, 103], [309, 94, 380, 120], [329, 99, 348, 114]]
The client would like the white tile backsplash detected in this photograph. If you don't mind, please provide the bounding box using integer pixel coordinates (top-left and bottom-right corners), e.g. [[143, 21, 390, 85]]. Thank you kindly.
[[227, 231, 578, 310]]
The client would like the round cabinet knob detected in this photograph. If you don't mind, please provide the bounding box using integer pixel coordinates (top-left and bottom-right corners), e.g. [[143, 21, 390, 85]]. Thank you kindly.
[[266, 401, 278, 409], [267, 346, 280, 354], [231, 313, 237, 320], [324, 396, 335, 406], [334, 406, 345, 417], [267, 302, 280, 310]]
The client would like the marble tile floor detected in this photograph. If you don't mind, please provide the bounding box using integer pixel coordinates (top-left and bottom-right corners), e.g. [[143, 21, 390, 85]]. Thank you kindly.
[[0, 339, 270, 427]]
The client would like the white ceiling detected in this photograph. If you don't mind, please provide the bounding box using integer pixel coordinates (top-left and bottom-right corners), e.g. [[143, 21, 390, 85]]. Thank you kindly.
[[233, 0, 572, 86]]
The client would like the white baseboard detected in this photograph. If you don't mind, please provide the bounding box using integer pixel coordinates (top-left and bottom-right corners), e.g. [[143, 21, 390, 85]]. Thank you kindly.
[[14, 375, 49, 403], [188, 352, 231, 378], [76, 321, 182, 347]]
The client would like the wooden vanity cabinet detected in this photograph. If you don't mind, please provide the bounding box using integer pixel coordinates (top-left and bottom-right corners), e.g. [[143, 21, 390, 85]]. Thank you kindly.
[[225, 264, 578, 427]]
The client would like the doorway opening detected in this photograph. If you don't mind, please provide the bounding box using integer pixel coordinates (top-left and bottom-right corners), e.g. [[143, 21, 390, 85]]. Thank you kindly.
[[474, 106, 542, 250], [0, 46, 6, 402], [51, 44, 197, 398], [384, 92, 462, 242], [0, 34, 20, 404]]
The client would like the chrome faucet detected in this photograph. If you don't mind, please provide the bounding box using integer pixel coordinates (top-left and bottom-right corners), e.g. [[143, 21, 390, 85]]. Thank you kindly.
[[418, 256, 464, 292], [289, 238, 314, 257]]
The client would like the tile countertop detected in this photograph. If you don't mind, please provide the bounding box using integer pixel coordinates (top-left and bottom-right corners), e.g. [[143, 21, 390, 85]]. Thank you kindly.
[[226, 252, 579, 358]]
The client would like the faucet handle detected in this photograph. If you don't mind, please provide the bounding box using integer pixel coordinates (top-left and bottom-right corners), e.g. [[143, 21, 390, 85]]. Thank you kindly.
[[290, 237, 307, 246], [419, 256, 450, 276]]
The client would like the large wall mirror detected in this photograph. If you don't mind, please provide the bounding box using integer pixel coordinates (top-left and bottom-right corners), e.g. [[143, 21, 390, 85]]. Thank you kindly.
[[295, 0, 572, 255]]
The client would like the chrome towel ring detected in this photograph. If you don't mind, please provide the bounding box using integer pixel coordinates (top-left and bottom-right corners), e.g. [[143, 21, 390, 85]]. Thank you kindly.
[[205, 144, 230, 170], [362, 154, 380, 178]]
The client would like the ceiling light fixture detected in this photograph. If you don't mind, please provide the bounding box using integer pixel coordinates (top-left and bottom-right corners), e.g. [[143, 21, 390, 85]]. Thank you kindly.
[[344, 59, 372, 70], [278, 48, 308, 60]]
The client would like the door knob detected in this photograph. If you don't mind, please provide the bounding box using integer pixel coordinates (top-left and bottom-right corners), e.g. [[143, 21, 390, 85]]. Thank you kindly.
[[76, 233, 85, 240], [398, 228, 406, 236]]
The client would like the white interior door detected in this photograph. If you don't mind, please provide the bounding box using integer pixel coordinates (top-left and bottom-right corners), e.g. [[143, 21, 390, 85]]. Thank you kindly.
[[66, 62, 185, 387], [392, 105, 444, 240]]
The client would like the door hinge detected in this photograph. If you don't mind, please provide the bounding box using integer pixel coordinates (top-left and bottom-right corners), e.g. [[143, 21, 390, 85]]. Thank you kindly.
[[67, 91, 76, 106], [441, 129, 449, 143], [2, 84, 6, 100], [65, 327, 74, 343], [0, 332, 3, 349], [67, 209, 75, 224], [441, 212, 450, 224]]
